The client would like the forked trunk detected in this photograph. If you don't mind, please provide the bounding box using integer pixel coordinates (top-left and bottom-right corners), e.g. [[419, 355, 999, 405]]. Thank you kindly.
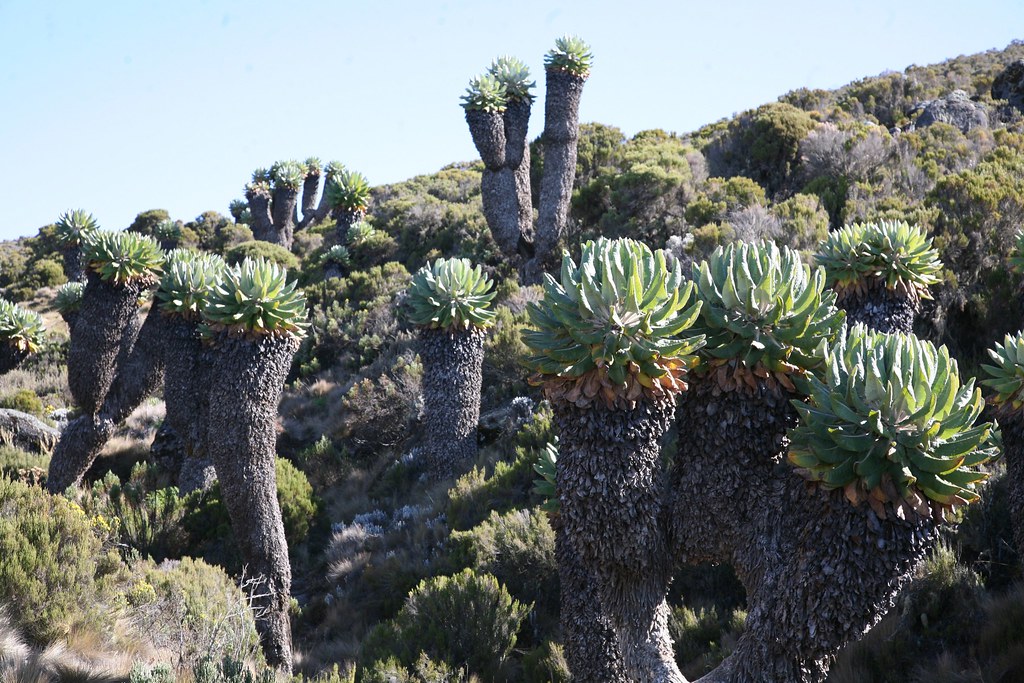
[[480, 167, 522, 257], [674, 378, 937, 683], [465, 109, 507, 171], [246, 189, 274, 242], [532, 69, 586, 278], [418, 327, 485, 480], [270, 185, 299, 249], [298, 172, 321, 229], [47, 306, 167, 492], [554, 396, 684, 682], [839, 288, 917, 334], [553, 515, 628, 682], [202, 332, 297, 672], [66, 272, 147, 415], [61, 245, 86, 283]]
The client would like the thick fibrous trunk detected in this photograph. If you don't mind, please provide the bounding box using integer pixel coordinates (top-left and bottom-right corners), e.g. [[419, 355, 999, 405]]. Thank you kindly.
[[61, 245, 86, 283], [0, 345, 29, 375], [332, 209, 364, 242], [502, 99, 531, 170], [270, 186, 299, 249], [554, 397, 684, 683], [465, 109, 506, 171], [202, 332, 297, 672], [418, 327, 485, 480], [47, 306, 166, 493], [480, 168, 522, 256], [554, 516, 628, 682], [839, 290, 917, 334], [533, 69, 586, 275], [674, 379, 936, 683], [1000, 415, 1024, 560], [513, 144, 534, 255], [67, 273, 146, 415], [45, 414, 115, 493], [246, 189, 274, 243], [163, 316, 216, 494], [298, 172, 321, 228]]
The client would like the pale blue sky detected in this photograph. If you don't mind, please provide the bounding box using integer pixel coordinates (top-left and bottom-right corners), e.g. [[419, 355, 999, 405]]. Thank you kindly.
[[1, 1, 1021, 240]]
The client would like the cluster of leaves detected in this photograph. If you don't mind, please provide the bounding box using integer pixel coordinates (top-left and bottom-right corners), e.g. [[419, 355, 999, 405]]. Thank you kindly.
[[406, 257, 496, 331], [0, 298, 45, 352], [83, 229, 164, 285], [981, 330, 1024, 412], [54, 209, 99, 247], [788, 325, 997, 520], [326, 170, 371, 213], [53, 281, 85, 313], [202, 256, 308, 338], [156, 250, 227, 320], [544, 35, 593, 78]]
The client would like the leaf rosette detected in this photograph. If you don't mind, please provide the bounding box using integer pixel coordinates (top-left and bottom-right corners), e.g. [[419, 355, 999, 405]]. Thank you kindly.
[[981, 331, 1024, 414], [544, 35, 593, 78], [325, 170, 371, 213], [1010, 230, 1024, 275], [523, 237, 704, 409], [815, 220, 942, 302], [788, 324, 998, 521], [692, 240, 843, 394], [201, 257, 308, 338], [407, 257, 496, 331], [83, 230, 164, 286], [489, 56, 535, 102], [460, 72, 508, 112], [0, 299, 44, 353], [54, 209, 99, 247], [532, 440, 559, 514], [156, 250, 227, 320]]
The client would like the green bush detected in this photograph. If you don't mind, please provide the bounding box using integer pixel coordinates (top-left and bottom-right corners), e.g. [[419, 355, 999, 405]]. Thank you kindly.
[[0, 388, 45, 416], [669, 604, 745, 678], [225, 240, 301, 271], [362, 653, 473, 683], [521, 641, 570, 683], [446, 447, 537, 531], [772, 193, 830, 251], [361, 569, 530, 681], [275, 457, 319, 543], [0, 477, 110, 642]]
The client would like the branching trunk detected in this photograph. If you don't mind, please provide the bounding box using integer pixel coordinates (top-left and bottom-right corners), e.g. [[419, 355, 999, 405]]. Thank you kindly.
[[531, 69, 586, 278], [246, 188, 274, 242], [298, 172, 321, 229], [465, 109, 506, 171], [839, 290, 918, 334], [418, 327, 485, 480], [480, 168, 522, 256], [202, 332, 297, 672], [270, 185, 299, 249], [45, 414, 115, 493], [553, 515, 628, 682], [66, 273, 147, 415], [554, 396, 684, 682], [674, 379, 936, 683]]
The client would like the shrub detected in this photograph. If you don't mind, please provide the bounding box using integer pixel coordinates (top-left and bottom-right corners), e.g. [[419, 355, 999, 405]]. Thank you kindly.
[[339, 351, 422, 459], [446, 447, 537, 531], [521, 641, 570, 683], [0, 388, 44, 416], [274, 457, 319, 544], [224, 241, 301, 271], [0, 477, 110, 642], [772, 193, 830, 251], [361, 569, 530, 681]]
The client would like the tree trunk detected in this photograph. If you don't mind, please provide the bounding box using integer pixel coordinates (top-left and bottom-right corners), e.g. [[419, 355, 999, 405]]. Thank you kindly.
[[332, 209, 365, 242], [480, 168, 522, 257], [47, 306, 166, 493], [163, 316, 217, 494], [0, 346, 29, 375], [417, 327, 485, 481], [298, 172, 321, 229], [674, 378, 937, 683], [553, 515, 628, 682], [60, 245, 86, 283], [202, 332, 297, 672], [66, 272, 147, 415], [246, 188, 275, 243], [1000, 415, 1024, 561], [513, 143, 534, 257], [554, 396, 685, 682], [532, 69, 586, 278], [839, 288, 918, 334], [270, 186, 299, 249], [465, 109, 506, 171]]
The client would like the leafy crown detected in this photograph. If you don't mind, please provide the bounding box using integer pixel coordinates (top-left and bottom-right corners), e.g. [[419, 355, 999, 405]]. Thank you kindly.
[[407, 257, 497, 331]]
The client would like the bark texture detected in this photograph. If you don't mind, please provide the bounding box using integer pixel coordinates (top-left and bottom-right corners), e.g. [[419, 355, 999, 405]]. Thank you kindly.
[[67, 273, 147, 415], [480, 167, 522, 256], [418, 327, 485, 481], [246, 188, 275, 243], [465, 109, 506, 170], [554, 396, 684, 683], [0, 346, 29, 375], [553, 515, 628, 682], [163, 316, 217, 493], [298, 172, 321, 228], [61, 245, 86, 283], [202, 332, 298, 672], [1001, 415, 1024, 561], [531, 69, 586, 278], [332, 209, 365, 242], [45, 414, 115, 493], [674, 379, 937, 683], [839, 290, 918, 334], [270, 185, 298, 249], [0, 409, 60, 454]]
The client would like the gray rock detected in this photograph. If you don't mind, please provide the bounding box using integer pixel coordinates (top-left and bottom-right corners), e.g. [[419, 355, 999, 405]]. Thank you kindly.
[[0, 409, 60, 454], [993, 59, 1024, 113], [911, 89, 988, 133]]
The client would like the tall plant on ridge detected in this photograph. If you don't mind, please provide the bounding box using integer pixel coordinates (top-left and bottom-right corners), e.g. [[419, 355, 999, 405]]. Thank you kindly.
[[815, 219, 941, 333], [244, 161, 310, 249], [407, 257, 496, 480], [982, 331, 1024, 559], [200, 256, 307, 672], [523, 236, 704, 681], [54, 209, 99, 283], [325, 168, 371, 240]]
